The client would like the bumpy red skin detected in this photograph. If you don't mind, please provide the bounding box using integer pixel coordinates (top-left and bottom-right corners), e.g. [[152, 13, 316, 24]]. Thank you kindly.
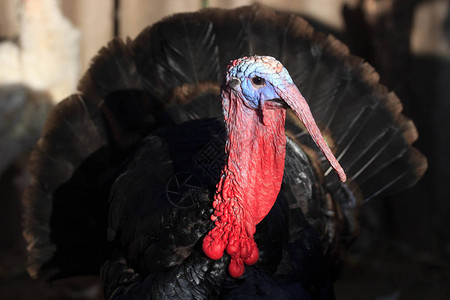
[[202, 88, 287, 278], [203, 56, 346, 278]]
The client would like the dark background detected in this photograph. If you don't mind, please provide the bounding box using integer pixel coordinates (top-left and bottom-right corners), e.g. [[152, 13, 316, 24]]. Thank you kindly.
[[0, 0, 449, 299]]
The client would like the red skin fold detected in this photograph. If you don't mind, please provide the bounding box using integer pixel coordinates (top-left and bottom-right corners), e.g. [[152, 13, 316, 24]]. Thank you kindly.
[[202, 56, 345, 278], [202, 89, 287, 278]]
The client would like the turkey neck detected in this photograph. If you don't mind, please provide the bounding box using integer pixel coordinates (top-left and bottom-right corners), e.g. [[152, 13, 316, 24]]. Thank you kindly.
[[202, 88, 287, 277], [218, 90, 287, 230]]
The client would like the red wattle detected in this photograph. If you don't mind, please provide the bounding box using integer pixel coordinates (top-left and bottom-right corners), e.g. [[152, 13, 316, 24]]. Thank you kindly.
[[243, 239, 259, 265], [203, 89, 287, 278], [202, 232, 225, 260], [228, 257, 245, 278]]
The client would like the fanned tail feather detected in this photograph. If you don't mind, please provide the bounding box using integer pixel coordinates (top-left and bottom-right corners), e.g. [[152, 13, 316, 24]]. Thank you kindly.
[[22, 4, 426, 280], [23, 94, 108, 278]]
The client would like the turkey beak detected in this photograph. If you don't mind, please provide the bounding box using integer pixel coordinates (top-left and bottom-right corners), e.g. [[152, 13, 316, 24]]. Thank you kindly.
[[277, 84, 347, 182]]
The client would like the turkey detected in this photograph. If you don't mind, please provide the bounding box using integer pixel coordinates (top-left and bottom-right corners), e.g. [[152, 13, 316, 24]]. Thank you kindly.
[[22, 5, 426, 300]]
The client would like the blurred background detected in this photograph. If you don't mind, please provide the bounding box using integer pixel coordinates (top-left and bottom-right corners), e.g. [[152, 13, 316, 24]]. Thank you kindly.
[[0, 0, 448, 299]]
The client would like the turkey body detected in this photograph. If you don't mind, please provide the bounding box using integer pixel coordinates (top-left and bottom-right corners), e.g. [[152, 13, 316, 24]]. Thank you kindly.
[[23, 5, 426, 300], [103, 118, 331, 299]]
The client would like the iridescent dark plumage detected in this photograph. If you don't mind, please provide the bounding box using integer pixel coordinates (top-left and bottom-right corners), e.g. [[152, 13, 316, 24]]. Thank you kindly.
[[22, 5, 426, 300]]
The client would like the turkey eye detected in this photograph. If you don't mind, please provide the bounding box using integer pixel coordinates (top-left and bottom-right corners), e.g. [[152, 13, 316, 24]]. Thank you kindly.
[[252, 76, 265, 86]]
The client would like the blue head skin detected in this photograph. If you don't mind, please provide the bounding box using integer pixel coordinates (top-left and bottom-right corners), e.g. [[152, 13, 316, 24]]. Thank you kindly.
[[225, 56, 293, 110]]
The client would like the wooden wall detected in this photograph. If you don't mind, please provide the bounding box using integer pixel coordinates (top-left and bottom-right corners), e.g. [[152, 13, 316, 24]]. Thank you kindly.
[[0, 0, 361, 74], [65, 0, 361, 73], [0, 0, 448, 76]]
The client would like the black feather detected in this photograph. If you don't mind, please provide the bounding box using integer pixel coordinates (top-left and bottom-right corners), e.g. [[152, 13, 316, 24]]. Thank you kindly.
[[22, 4, 426, 300]]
